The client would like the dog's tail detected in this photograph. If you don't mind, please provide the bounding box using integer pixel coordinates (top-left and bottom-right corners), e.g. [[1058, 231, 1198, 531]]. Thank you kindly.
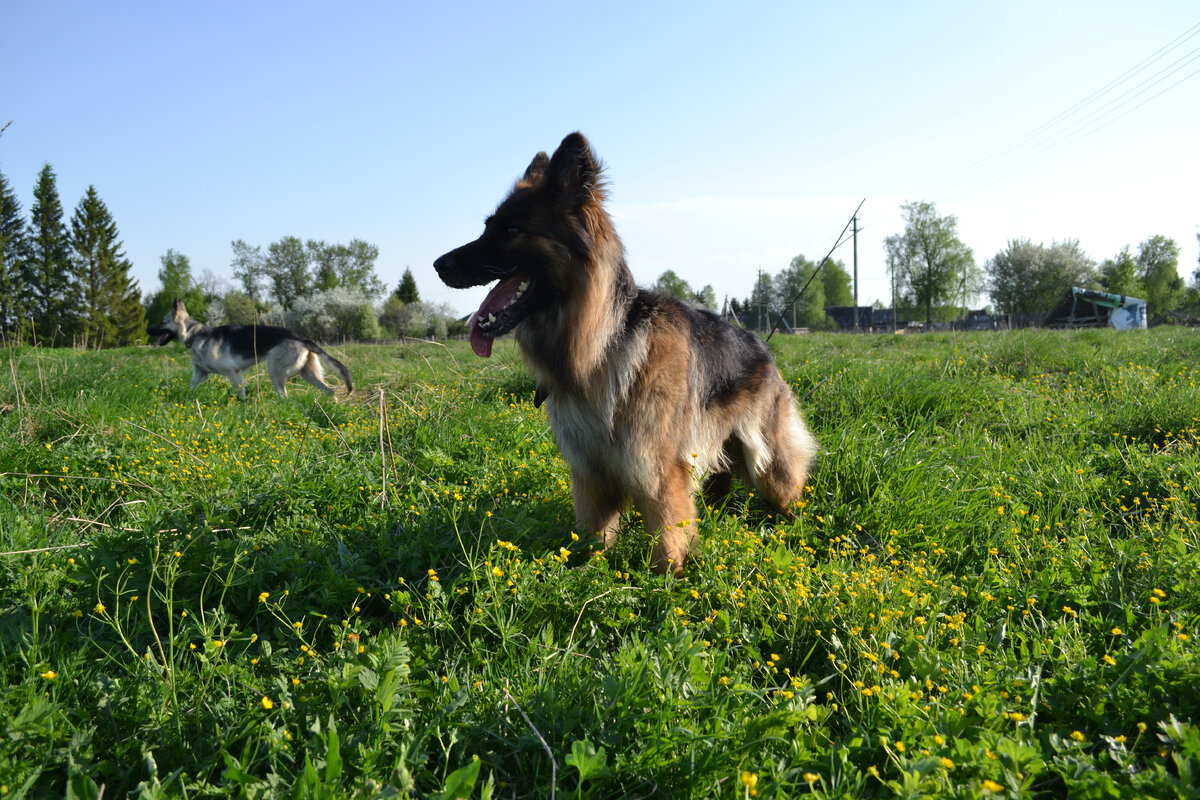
[[306, 340, 354, 395]]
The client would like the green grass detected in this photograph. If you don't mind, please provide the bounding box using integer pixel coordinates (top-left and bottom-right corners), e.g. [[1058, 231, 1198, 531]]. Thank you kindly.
[[1, 329, 1198, 798]]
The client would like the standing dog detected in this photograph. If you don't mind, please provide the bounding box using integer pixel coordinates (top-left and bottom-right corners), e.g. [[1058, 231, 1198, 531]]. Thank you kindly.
[[434, 133, 817, 574], [148, 299, 353, 398]]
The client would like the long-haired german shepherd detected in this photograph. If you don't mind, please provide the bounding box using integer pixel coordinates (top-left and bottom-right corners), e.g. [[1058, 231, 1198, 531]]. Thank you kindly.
[[435, 133, 817, 574], [148, 299, 353, 399]]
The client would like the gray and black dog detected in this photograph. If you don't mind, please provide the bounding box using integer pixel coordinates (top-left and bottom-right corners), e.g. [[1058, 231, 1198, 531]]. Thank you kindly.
[[148, 299, 353, 398]]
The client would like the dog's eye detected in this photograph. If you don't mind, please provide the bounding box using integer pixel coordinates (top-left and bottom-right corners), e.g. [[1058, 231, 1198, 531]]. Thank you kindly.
[[504, 226, 520, 239]]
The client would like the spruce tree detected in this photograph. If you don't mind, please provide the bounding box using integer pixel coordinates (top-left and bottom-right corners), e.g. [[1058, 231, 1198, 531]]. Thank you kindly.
[[0, 169, 27, 335], [394, 268, 420, 304], [24, 163, 81, 344], [70, 185, 145, 347]]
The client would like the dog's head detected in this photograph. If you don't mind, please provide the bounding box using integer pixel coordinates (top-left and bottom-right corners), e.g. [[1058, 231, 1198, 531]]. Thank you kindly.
[[147, 299, 191, 346], [433, 132, 618, 357]]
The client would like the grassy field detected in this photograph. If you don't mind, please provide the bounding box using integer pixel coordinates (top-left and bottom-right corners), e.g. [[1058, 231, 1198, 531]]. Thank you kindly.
[[1, 328, 1198, 799]]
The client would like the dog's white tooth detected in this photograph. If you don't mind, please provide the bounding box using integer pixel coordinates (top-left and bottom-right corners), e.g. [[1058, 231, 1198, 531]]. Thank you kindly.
[[488, 313, 496, 323], [519, 281, 529, 291]]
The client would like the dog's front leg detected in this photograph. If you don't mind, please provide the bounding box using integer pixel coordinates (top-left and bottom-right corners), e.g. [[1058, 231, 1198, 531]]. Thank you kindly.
[[571, 471, 623, 554], [191, 367, 209, 389], [226, 370, 247, 399]]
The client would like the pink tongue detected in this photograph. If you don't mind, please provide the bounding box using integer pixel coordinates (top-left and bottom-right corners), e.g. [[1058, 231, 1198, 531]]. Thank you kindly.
[[469, 315, 493, 358], [468, 276, 527, 358]]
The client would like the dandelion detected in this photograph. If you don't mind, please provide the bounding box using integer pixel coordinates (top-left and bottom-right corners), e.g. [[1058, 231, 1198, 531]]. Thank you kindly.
[[1070, 730, 1085, 742], [261, 697, 274, 710], [940, 757, 955, 769], [982, 779, 1004, 793], [94, 602, 106, 614], [1112, 627, 1124, 635], [740, 771, 758, 795], [40, 670, 57, 680], [803, 772, 820, 784]]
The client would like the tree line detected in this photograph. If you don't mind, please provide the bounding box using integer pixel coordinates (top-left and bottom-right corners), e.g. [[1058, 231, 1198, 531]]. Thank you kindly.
[[146, 243, 463, 343], [0, 161, 465, 347], [883, 200, 1198, 325], [0, 164, 145, 346], [703, 258, 851, 332]]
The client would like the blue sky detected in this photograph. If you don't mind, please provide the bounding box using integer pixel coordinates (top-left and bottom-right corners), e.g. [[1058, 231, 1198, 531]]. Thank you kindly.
[[4, 2, 1198, 316]]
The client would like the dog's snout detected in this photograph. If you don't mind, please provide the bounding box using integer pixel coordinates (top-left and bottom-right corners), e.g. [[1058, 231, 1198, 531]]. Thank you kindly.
[[433, 252, 454, 274]]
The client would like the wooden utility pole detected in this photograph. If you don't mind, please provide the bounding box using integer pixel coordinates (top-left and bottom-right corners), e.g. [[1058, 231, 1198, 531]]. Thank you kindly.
[[852, 213, 859, 331]]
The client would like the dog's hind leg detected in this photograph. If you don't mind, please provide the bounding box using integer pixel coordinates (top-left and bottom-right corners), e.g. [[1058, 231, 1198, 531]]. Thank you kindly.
[[298, 352, 336, 395], [267, 343, 310, 396], [742, 388, 818, 515], [702, 440, 746, 512]]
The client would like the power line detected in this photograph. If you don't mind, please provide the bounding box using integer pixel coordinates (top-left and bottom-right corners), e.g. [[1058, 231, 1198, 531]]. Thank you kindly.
[[944, 46, 1200, 201], [939, 21, 1200, 195]]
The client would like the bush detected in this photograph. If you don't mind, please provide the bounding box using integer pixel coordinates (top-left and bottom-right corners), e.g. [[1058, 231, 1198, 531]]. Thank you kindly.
[[378, 298, 460, 340], [284, 288, 381, 342]]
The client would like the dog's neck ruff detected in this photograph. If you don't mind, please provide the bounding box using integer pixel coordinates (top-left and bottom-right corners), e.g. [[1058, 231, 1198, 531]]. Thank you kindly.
[[183, 325, 203, 349]]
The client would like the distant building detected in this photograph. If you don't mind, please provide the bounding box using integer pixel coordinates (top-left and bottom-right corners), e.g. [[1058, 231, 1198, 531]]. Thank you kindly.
[[1043, 288, 1147, 330], [824, 306, 875, 330]]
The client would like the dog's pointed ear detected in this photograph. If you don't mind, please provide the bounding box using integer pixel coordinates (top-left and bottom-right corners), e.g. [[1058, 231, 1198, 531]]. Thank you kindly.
[[546, 132, 604, 207], [173, 298, 187, 316], [518, 152, 550, 187]]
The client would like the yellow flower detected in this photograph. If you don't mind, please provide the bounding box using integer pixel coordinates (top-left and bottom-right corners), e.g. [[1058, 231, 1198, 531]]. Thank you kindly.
[[40, 670, 57, 680], [1111, 627, 1123, 635], [940, 757, 955, 769], [982, 779, 1004, 793], [261, 697, 274, 710], [94, 602, 106, 614], [802, 772, 820, 784], [740, 771, 758, 792], [1070, 730, 1085, 742]]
